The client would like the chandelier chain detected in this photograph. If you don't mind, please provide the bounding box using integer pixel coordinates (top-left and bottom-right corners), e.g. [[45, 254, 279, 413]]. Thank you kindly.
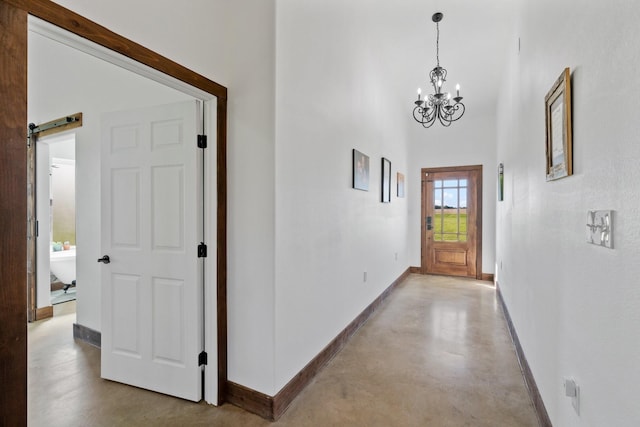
[[436, 22, 440, 67]]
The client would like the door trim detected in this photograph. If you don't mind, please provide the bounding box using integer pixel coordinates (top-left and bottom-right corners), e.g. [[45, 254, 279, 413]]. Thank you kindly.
[[421, 165, 483, 280], [0, 0, 228, 421]]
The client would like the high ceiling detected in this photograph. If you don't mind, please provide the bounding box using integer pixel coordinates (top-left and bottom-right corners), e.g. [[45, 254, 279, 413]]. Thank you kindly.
[[389, 0, 516, 118]]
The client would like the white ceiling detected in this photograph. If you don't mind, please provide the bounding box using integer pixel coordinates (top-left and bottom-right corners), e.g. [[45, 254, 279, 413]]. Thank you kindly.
[[386, 0, 517, 117]]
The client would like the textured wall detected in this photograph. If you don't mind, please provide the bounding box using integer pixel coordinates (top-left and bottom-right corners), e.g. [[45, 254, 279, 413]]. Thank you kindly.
[[496, 1, 640, 425]]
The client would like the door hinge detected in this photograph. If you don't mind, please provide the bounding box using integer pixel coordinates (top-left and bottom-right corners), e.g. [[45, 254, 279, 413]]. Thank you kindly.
[[198, 242, 207, 258], [198, 351, 208, 366], [197, 134, 207, 149]]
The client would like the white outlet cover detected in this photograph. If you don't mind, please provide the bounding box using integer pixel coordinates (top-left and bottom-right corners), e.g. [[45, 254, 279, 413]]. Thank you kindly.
[[586, 210, 613, 249]]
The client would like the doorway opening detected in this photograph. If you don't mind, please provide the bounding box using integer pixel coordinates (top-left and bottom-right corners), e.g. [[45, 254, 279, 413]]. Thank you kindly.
[[25, 10, 223, 407], [421, 165, 483, 279], [27, 114, 82, 322], [1, 2, 229, 421], [43, 133, 78, 307]]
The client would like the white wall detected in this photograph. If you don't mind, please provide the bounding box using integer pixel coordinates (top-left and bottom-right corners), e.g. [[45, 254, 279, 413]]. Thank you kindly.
[[274, 0, 411, 391], [407, 110, 497, 273], [50, 0, 278, 394], [496, 1, 640, 425], [29, 31, 193, 328], [40, 0, 500, 402]]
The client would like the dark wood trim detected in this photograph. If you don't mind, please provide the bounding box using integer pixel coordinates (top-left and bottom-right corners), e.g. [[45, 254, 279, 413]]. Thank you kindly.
[[481, 273, 494, 283], [496, 283, 552, 427], [475, 167, 483, 280], [226, 381, 275, 421], [5, 0, 227, 100], [35, 305, 53, 320], [216, 97, 228, 404], [1, 0, 229, 419], [73, 323, 102, 348], [0, 2, 28, 425], [226, 267, 412, 420], [409, 266, 422, 274]]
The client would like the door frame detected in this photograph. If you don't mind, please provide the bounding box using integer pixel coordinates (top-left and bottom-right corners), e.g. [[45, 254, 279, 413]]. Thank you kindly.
[[0, 0, 228, 422], [421, 165, 483, 279]]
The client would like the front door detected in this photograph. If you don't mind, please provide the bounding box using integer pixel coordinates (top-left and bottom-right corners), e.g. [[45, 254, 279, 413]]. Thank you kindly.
[[100, 100, 204, 401], [422, 166, 482, 278]]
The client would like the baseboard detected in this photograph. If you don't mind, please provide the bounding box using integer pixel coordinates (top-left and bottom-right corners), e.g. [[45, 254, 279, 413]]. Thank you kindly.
[[409, 266, 421, 273], [73, 323, 101, 348], [35, 305, 53, 320], [226, 381, 274, 420], [481, 273, 494, 282], [496, 283, 552, 427], [226, 267, 412, 421]]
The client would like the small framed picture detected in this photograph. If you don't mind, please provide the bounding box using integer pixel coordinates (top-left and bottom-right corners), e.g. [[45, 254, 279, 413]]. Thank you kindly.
[[397, 172, 405, 198], [352, 149, 370, 191], [381, 157, 391, 203], [545, 67, 573, 181], [498, 163, 504, 201]]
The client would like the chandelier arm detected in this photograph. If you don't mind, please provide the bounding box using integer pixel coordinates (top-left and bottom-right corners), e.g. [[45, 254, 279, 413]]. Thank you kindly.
[[437, 108, 453, 127], [413, 105, 437, 128], [448, 103, 466, 122]]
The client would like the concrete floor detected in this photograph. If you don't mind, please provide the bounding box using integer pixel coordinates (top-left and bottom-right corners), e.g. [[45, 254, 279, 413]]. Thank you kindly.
[[28, 274, 539, 426]]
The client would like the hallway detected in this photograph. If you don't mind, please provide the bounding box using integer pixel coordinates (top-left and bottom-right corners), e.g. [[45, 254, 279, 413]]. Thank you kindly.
[[28, 274, 539, 426]]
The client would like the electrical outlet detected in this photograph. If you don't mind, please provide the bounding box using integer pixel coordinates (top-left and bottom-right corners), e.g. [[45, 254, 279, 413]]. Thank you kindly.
[[363, 271, 367, 282], [394, 252, 398, 261]]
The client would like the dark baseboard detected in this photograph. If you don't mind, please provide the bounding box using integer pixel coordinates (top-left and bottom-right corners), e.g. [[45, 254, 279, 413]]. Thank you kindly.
[[409, 266, 421, 274], [226, 381, 274, 420], [226, 267, 412, 421], [496, 283, 552, 427], [73, 323, 101, 348], [35, 305, 53, 320], [481, 273, 494, 282]]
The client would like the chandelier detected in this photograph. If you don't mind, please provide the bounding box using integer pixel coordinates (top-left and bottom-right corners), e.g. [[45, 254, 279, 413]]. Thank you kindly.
[[413, 12, 465, 128]]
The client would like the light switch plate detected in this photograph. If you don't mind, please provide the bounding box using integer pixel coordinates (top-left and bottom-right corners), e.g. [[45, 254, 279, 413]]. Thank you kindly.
[[586, 210, 613, 249]]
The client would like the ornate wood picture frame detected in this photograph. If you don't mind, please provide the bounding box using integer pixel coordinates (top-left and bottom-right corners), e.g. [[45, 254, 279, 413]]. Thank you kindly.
[[545, 67, 573, 181]]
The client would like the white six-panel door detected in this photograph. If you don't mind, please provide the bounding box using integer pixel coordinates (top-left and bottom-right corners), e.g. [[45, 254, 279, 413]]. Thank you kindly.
[[100, 100, 203, 401]]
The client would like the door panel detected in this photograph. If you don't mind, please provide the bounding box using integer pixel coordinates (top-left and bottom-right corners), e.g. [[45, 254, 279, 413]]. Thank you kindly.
[[100, 100, 203, 401], [422, 166, 482, 278]]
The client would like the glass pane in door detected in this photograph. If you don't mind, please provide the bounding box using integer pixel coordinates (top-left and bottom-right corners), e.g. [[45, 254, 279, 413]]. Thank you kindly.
[[433, 179, 468, 242]]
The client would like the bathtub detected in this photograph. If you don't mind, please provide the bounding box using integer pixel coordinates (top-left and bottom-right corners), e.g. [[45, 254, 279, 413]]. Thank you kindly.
[[50, 247, 76, 285]]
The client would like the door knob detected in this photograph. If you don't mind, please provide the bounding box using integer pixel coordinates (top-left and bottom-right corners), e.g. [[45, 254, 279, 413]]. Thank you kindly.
[[97, 255, 111, 264]]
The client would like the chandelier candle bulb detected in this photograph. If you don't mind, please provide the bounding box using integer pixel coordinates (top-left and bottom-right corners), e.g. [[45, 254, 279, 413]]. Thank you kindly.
[[456, 84, 460, 97]]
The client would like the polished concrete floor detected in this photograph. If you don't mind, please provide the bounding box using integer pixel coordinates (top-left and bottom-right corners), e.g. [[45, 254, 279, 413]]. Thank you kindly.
[[28, 274, 539, 426]]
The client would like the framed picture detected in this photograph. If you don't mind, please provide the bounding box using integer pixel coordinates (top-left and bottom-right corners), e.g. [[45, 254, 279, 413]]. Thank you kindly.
[[381, 157, 391, 203], [545, 67, 573, 181], [498, 163, 504, 201], [352, 149, 369, 191], [397, 172, 405, 198]]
